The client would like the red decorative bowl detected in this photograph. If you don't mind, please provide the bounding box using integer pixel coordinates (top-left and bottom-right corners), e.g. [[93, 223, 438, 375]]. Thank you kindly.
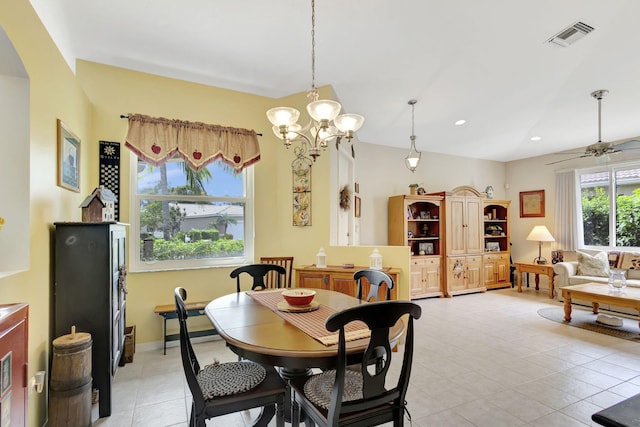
[[282, 289, 316, 306]]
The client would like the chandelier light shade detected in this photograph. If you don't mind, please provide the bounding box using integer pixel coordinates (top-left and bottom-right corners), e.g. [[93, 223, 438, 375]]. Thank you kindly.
[[266, 0, 364, 161], [526, 225, 555, 264], [405, 99, 421, 172]]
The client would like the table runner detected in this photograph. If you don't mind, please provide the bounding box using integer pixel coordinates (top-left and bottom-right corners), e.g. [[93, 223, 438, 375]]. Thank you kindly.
[[247, 290, 370, 346]]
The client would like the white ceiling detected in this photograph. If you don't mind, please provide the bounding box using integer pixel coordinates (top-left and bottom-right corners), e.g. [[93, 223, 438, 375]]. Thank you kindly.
[[28, 0, 640, 162]]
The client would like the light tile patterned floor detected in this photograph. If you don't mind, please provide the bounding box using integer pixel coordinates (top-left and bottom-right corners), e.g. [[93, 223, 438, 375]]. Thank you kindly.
[[92, 288, 640, 426]]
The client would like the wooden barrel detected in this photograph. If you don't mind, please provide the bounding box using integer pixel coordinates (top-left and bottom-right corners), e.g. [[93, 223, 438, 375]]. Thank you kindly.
[[48, 381, 92, 427], [49, 329, 92, 427], [50, 330, 92, 391]]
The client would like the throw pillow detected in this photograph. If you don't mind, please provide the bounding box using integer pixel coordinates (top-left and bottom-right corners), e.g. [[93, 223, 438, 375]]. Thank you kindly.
[[576, 251, 610, 277]]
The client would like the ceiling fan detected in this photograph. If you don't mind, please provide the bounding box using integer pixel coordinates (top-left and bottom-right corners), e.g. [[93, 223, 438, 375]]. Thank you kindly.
[[547, 90, 640, 165]]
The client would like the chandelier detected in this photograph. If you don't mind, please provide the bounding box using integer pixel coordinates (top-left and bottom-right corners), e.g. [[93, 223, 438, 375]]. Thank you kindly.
[[405, 99, 421, 172], [266, 0, 364, 161]]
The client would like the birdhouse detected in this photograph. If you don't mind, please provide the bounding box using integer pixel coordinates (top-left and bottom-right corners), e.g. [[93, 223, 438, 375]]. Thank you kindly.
[[79, 186, 116, 222]]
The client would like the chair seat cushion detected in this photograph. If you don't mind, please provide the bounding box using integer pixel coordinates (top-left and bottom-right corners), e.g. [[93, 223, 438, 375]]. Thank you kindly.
[[197, 360, 266, 398], [303, 369, 363, 409]]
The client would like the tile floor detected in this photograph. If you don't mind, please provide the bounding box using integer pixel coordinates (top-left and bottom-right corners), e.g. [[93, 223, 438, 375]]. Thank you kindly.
[[92, 288, 640, 426]]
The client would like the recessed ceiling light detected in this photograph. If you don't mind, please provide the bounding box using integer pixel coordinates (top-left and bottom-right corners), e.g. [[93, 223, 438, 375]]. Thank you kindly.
[[531, 136, 542, 141], [455, 119, 466, 126]]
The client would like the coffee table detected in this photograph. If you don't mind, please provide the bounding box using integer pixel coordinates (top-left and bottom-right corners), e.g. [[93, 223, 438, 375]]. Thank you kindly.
[[561, 283, 640, 333]]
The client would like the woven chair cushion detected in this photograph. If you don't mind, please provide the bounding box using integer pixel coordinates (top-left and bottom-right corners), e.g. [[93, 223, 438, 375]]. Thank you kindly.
[[303, 369, 363, 409], [197, 360, 266, 399]]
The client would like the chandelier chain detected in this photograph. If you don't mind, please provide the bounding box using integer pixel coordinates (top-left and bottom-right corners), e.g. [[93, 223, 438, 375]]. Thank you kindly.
[[311, 0, 316, 91]]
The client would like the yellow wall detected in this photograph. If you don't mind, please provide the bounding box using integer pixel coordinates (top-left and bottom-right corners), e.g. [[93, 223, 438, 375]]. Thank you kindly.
[[0, 0, 93, 425], [76, 61, 411, 345]]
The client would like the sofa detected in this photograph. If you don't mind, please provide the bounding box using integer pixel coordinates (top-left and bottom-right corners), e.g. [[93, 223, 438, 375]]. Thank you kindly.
[[553, 250, 640, 314]]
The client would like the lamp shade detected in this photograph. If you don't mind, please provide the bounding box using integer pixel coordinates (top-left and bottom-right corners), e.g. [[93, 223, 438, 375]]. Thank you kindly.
[[266, 107, 300, 127], [526, 225, 555, 242], [307, 100, 341, 122], [334, 114, 365, 133]]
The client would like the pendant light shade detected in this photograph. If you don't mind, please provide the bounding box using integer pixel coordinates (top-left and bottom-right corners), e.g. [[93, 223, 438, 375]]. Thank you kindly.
[[405, 99, 421, 172]]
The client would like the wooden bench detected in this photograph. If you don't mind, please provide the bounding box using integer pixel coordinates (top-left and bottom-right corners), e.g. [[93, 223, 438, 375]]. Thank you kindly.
[[592, 392, 640, 426], [154, 301, 217, 355]]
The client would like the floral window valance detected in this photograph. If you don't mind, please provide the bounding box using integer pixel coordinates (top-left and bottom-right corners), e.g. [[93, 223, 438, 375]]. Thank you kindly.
[[124, 113, 260, 172]]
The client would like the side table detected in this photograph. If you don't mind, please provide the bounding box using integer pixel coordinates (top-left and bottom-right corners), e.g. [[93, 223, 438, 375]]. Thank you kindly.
[[515, 262, 556, 298]]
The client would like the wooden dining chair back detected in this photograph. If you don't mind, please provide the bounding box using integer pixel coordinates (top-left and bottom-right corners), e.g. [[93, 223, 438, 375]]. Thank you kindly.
[[174, 287, 286, 427], [292, 300, 422, 427], [353, 269, 395, 302], [230, 264, 287, 293], [260, 256, 294, 288]]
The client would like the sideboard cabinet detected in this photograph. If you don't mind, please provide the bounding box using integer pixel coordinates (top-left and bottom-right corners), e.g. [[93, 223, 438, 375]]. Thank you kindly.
[[54, 222, 127, 418], [295, 265, 399, 300]]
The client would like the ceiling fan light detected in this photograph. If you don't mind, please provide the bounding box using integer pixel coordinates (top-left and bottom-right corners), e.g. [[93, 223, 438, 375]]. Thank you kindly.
[[267, 107, 300, 127], [307, 100, 341, 122], [334, 114, 364, 133]]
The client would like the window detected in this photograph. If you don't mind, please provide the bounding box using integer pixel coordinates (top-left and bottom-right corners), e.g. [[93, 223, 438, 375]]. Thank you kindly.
[[130, 155, 253, 272], [577, 162, 640, 249]]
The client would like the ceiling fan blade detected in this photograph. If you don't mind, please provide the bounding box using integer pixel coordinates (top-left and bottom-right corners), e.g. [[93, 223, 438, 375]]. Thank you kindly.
[[546, 154, 592, 165], [614, 139, 640, 151]]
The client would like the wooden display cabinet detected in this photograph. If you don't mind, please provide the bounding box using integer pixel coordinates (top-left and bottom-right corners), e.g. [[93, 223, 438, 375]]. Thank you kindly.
[[388, 194, 444, 299], [483, 200, 511, 289], [295, 265, 399, 301], [432, 186, 485, 296]]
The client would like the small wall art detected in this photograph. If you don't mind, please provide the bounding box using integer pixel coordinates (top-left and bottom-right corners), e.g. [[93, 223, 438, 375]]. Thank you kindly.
[[57, 119, 81, 192], [292, 150, 312, 226], [354, 195, 361, 218], [519, 190, 545, 218]]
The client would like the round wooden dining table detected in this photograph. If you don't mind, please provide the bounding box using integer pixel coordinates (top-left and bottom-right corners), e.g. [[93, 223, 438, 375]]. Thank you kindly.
[[204, 288, 405, 371]]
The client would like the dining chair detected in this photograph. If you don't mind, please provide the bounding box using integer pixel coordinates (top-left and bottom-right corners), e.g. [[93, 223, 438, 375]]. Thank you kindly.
[[230, 263, 287, 293], [260, 256, 294, 288], [174, 287, 287, 427], [353, 269, 394, 302], [291, 300, 422, 427], [352, 269, 396, 374]]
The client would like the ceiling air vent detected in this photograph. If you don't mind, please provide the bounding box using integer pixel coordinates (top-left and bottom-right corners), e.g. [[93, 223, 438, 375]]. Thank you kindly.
[[547, 21, 594, 47]]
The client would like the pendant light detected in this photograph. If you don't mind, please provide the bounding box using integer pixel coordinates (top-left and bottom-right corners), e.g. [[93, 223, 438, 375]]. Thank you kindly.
[[266, 0, 364, 161], [405, 99, 421, 172]]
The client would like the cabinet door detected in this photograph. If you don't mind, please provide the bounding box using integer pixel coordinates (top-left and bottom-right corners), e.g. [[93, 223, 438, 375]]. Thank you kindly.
[[298, 273, 330, 290], [447, 257, 467, 291], [410, 265, 424, 296], [332, 274, 357, 297], [465, 256, 483, 289], [423, 258, 441, 294], [484, 260, 496, 287], [465, 198, 484, 254], [447, 197, 466, 255], [495, 255, 510, 284]]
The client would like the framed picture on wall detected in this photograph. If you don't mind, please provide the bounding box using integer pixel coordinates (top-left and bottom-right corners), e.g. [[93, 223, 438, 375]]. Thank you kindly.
[[354, 196, 361, 218], [519, 190, 545, 218], [57, 119, 81, 192]]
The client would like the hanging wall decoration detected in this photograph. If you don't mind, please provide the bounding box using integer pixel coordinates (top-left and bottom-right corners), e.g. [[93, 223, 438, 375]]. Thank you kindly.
[[292, 146, 313, 226], [99, 141, 121, 221]]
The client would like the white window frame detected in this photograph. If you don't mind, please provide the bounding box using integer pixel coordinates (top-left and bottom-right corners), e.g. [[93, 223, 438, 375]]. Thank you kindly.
[[576, 159, 640, 251], [129, 155, 254, 272]]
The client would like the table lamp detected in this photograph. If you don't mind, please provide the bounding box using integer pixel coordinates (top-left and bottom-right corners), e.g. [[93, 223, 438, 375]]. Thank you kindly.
[[526, 225, 555, 264]]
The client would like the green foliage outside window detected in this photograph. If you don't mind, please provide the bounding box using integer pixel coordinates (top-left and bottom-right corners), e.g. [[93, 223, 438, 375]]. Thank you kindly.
[[582, 187, 640, 247]]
